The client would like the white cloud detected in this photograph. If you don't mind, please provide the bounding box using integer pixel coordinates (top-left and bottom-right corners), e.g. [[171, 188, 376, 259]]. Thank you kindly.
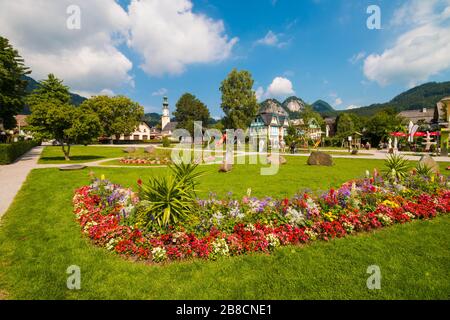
[[99, 89, 115, 96], [267, 77, 295, 97], [0, 0, 238, 93], [255, 77, 295, 100], [0, 0, 133, 95], [349, 52, 366, 64], [255, 86, 265, 101], [346, 104, 360, 110], [152, 88, 168, 96], [255, 30, 288, 48], [127, 0, 238, 76], [364, 0, 450, 86]]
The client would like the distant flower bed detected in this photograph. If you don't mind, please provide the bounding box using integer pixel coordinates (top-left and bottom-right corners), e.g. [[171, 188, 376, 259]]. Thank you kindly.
[[119, 157, 172, 165], [73, 172, 450, 264]]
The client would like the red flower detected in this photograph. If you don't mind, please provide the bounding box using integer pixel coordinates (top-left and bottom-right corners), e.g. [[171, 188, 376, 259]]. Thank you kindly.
[[137, 178, 142, 186]]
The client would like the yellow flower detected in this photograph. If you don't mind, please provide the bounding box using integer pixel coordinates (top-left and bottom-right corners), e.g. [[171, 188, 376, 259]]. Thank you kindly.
[[431, 175, 435, 182], [382, 200, 399, 208], [101, 174, 106, 181]]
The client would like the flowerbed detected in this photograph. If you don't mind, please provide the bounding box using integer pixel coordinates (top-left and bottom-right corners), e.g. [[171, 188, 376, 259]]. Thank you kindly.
[[120, 156, 172, 165], [73, 172, 450, 264]]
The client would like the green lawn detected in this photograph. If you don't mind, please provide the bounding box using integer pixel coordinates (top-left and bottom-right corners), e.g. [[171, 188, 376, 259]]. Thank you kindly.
[[0, 157, 449, 299], [38, 145, 146, 164]]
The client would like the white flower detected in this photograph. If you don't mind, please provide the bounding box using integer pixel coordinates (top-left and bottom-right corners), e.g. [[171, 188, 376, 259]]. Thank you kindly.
[[304, 228, 318, 240], [211, 238, 230, 258], [244, 224, 256, 232], [151, 247, 167, 262], [106, 238, 118, 251], [285, 207, 306, 226], [266, 233, 280, 249]]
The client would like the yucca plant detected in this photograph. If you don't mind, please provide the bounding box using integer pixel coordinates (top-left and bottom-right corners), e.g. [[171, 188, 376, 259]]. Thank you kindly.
[[137, 162, 204, 228], [383, 154, 410, 181], [415, 162, 433, 177], [169, 162, 204, 195]]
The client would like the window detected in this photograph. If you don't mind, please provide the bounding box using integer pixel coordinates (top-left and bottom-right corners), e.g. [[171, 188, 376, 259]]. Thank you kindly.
[[133, 135, 140, 140]]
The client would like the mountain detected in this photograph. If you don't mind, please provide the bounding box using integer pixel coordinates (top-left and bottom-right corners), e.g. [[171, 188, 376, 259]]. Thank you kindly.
[[343, 81, 450, 117], [282, 96, 306, 113], [311, 100, 337, 117], [143, 112, 161, 127], [21, 75, 87, 114]]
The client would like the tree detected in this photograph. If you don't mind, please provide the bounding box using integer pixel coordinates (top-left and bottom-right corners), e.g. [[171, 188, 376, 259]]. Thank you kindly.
[[220, 69, 258, 129], [173, 93, 210, 135], [27, 74, 101, 160], [80, 95, 144, 141], [335, 113, 356, 139], [0, 36, 30, 129], [301, 105, 325, 128], [365, 110, 406, 146]]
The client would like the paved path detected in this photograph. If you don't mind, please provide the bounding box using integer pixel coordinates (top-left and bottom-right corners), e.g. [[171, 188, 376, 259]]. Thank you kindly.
[[0, 146, 44, 219]]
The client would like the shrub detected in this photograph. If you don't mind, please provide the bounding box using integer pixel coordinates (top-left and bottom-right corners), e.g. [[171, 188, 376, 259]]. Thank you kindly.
[[162, 136, 171, 148], [0, 140, 39, 165], [137, 162, 202, 229], [383, 154, 410, 181], [416, 162, 433, 177]]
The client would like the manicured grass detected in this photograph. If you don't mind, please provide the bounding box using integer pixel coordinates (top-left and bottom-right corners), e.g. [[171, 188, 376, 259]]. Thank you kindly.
[[0, 158, 449, 299], [38, 146, 146, 164], [0, 167, 448, 299]]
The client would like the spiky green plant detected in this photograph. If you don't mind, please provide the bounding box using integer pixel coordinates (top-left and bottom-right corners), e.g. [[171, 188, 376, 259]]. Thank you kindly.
[[383, 154, 410, 181], [137, 162, 204, 228], [415, 162, 433, 177]]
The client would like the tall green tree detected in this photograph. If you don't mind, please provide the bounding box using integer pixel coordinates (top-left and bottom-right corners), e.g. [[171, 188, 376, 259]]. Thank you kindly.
[[173, 93, 210, 135], [365, 110, 405, 146], [335, 113, 356, 139], [0, 36, 30, 129], [27, 74, 101, 160], [80, 95, 144, 141], [220, 69, 258, 129]]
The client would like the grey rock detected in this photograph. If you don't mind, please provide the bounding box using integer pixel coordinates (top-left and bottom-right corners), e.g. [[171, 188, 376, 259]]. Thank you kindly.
[[144, 145, 155, 154], [123, 147, 137, 153], [419, 155, 440, 174], [307, 151, 333, 166]]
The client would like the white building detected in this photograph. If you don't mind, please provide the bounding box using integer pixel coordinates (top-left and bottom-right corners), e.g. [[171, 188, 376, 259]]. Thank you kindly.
[[117, 122, 153, 141]]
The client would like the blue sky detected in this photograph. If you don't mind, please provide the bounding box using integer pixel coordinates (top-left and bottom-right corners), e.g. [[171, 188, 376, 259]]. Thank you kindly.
[[116, 0, 450, 117], [1, 0, 449, 117]]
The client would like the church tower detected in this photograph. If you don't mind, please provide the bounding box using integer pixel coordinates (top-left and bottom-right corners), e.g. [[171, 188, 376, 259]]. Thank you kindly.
[[161, 96, 170, 130]]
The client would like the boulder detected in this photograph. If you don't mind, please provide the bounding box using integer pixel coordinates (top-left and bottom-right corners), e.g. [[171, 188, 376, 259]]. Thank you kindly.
[[123, 147, 136, 153], [267, 154, 287, 165], [419, 155, 440, 174], [144, 145, 155, 154], [219, 162, 233, 173], [307, 151, 333, 166]]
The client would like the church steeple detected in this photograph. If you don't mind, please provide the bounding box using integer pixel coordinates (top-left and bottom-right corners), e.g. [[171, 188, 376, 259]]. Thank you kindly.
[[161, 96, 170, 130]]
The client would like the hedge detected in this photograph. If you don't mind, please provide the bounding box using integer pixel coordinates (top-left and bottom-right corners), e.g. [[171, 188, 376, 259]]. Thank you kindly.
[[0, 140, 40, 165]]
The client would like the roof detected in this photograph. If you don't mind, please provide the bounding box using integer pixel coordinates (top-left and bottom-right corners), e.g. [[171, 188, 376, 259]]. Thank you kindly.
[[15, 115, 28, 127], [162, 122, 178, 132], [398, 108, 435, 123]]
